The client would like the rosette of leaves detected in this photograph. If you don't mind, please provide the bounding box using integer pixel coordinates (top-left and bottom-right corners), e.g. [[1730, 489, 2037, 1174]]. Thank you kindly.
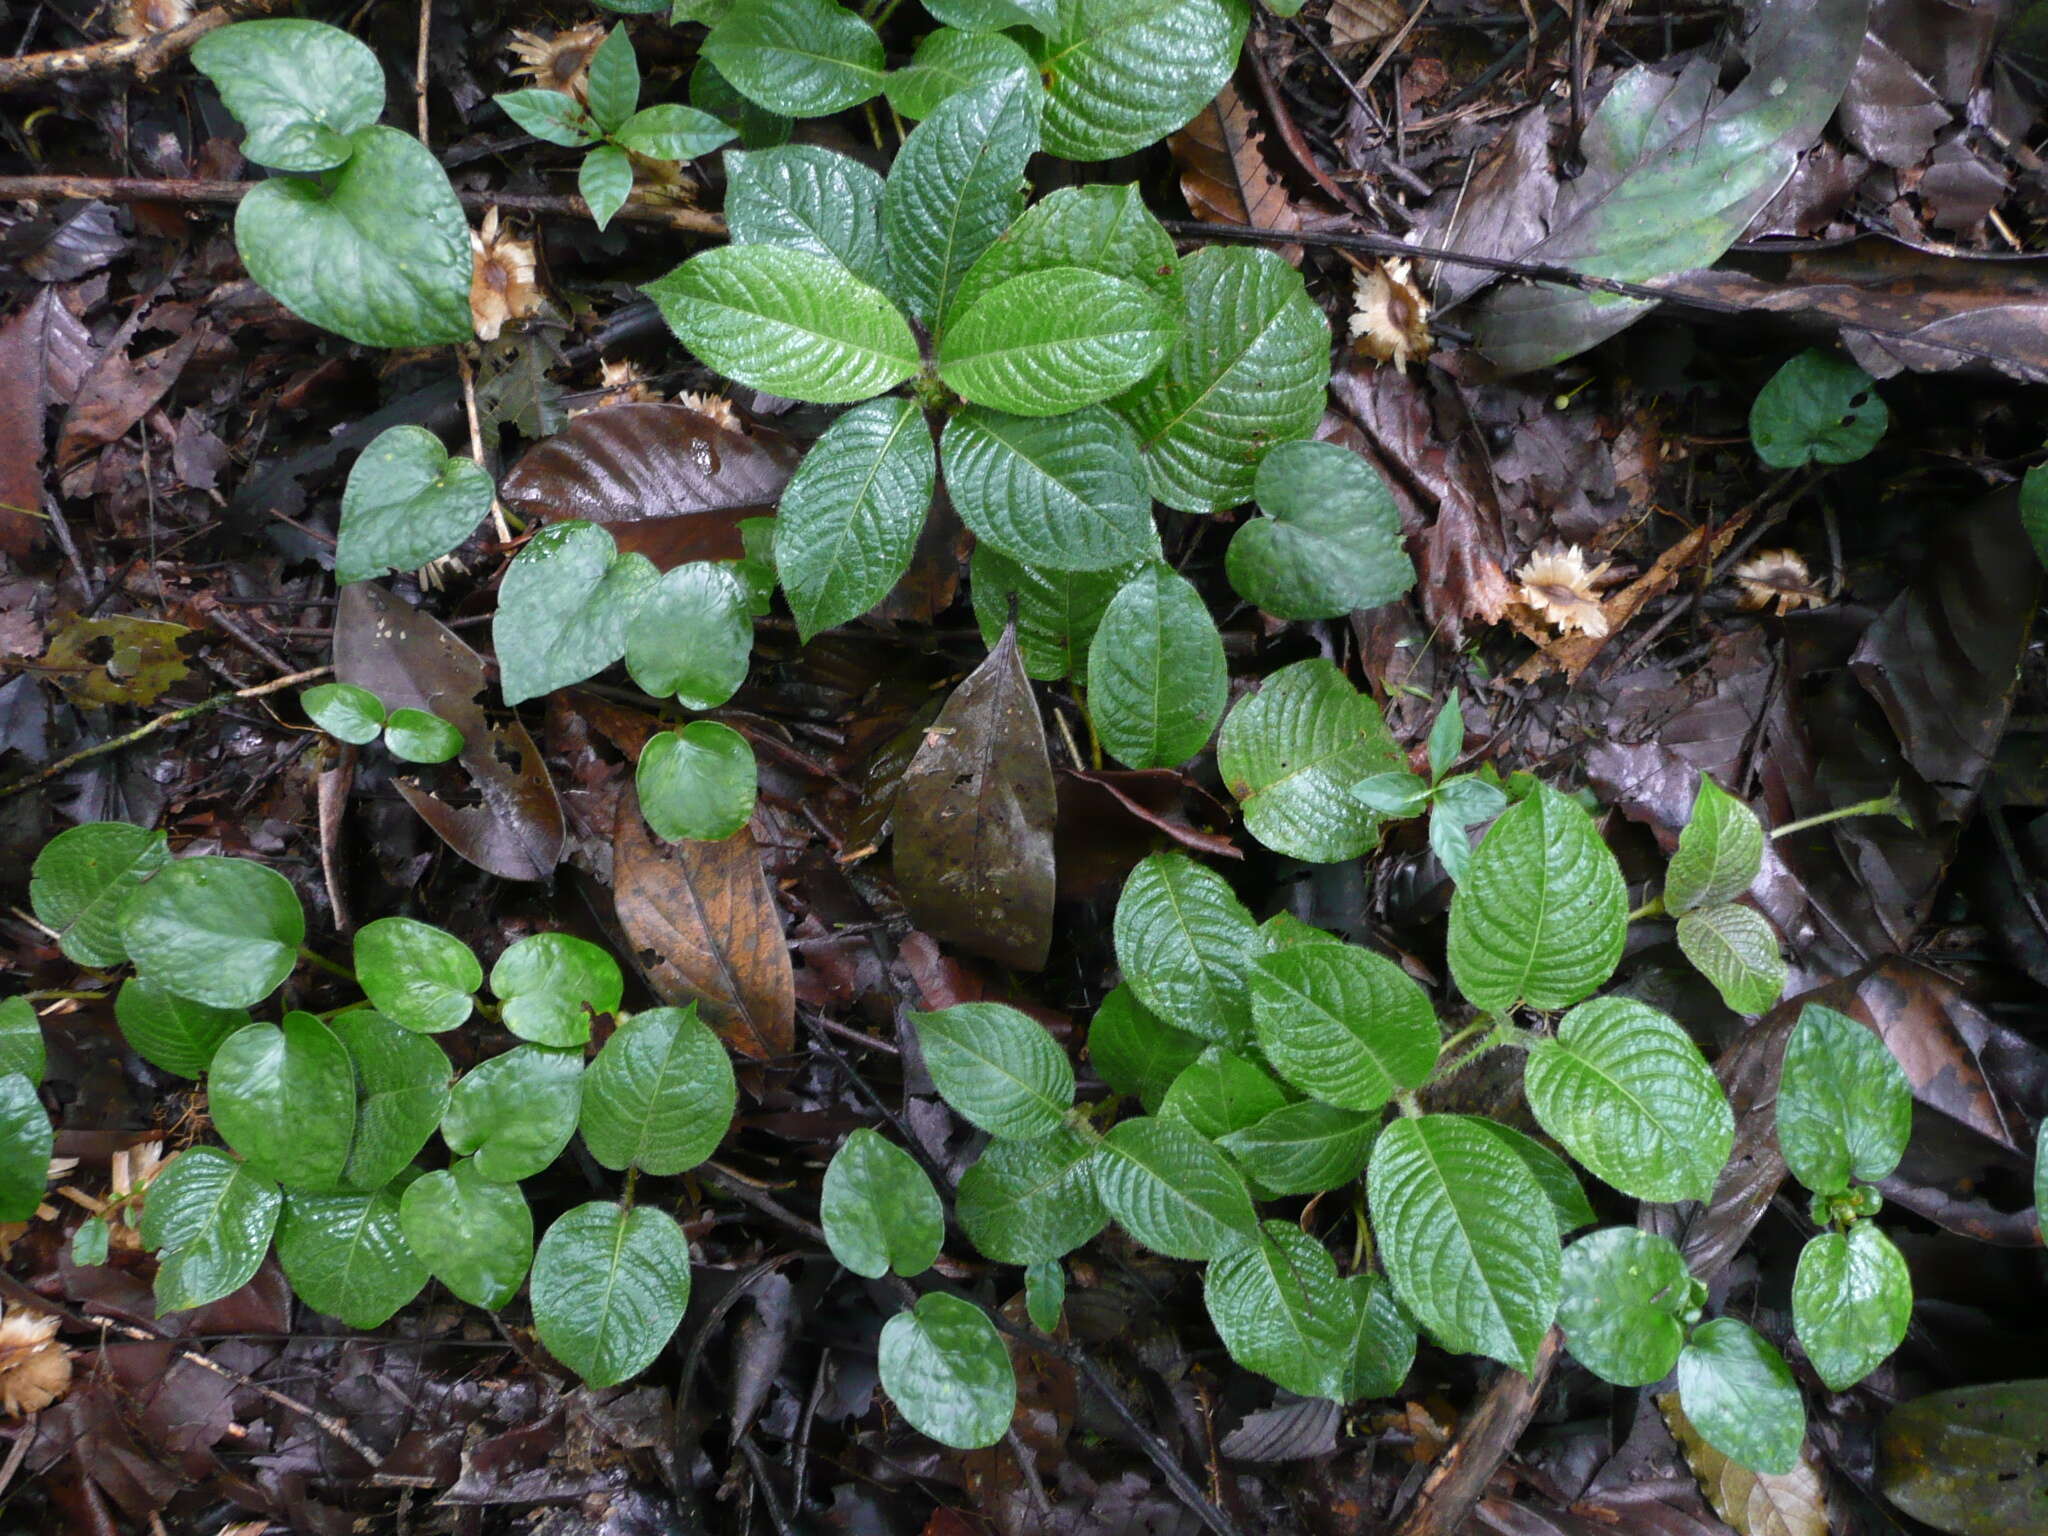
[[1348, 689, 1507, 881]]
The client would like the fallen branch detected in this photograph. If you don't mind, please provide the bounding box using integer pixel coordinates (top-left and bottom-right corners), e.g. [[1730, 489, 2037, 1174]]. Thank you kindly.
[[1392, 1327, 1562, 1536], [0, 0, 289, 92]]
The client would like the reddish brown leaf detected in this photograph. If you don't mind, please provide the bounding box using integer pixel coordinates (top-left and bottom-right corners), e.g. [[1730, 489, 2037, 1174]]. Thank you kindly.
[[55, 324, 205, 470], [612, 784, 795, 1063], [1169, 83, 1303, 264], [0, 287, 91, 558]]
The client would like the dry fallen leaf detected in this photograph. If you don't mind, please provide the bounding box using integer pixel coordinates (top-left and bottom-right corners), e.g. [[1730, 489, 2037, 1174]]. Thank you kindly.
[[1329, 0, 1406, 50], [1349, 258, 1432, 370], [1515, 543, 1613, 638], [1662, 1394, 1829, 1536], [1169, 84, 1304, 264], [509, 23, 605, 104]]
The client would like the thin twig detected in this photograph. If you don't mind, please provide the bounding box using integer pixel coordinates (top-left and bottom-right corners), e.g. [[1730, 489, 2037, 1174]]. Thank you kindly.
[[0, 0, 288, 91], [414, 0, 432, 144], [455, 349, 512, 543]]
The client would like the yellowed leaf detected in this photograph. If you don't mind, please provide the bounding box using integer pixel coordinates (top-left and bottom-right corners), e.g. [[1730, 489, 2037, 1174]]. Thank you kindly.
[[1661, 1393, 1829, 1536]]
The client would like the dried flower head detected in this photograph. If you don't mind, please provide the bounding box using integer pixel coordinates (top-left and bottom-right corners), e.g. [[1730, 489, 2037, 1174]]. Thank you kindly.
[[0, 1306, 71, 1418], [509, 23, 607, 103], [470, 209, 543, 342], [1348, 258, 1432, 371], [1731, 548, 1826, 615], [676, 390, 740, 431], [1516, 543, 1612, 638], [115, 0, 194, 39]]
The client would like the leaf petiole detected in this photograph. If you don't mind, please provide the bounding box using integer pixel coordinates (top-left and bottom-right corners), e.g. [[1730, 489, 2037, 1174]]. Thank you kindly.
[[1769, 787, 1913, 839]]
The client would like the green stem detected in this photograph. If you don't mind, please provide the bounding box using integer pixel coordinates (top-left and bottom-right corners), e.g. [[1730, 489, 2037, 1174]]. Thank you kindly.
[[297, 946, 357, 985], [1627, 894, 1666, 923], [1770, 789, 1907, 839], [24, 989, 111, 1004], [1429, 1020, 1526, 1085], [1434, 1020, 1492, 1058]]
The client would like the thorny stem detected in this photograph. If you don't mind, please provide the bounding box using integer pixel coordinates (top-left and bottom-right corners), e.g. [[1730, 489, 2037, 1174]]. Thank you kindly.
[[1770, 789, 1910, 839]]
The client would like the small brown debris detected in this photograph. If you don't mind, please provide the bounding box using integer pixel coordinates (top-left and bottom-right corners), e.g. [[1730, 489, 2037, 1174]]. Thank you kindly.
[[114, 0, 194, 38], [470, 209, 542, 342], [0, 1305, 71, 1419], [1515, 543, 1613, 637], [509, 24, 606, 103], [1731, 548, 1827, 614], [1348, 259, 1432, 371]]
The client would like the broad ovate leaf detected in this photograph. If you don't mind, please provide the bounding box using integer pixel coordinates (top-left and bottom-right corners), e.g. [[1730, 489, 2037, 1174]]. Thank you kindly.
[[1250, 942, 1437, 1112], [941, 404, 1156, 572], [624, 561, 754, 709], [1229, 438, 1415, 619], [118, 855, 304, 1009], [442, 1045, 582, 1182], [878, 1292, 1017, 1449], [636, 723, 757, 843], [1557, 1226, 1691, 1387], [1085, 983, 1205, 1111], [1027, 0, 1249, 162], [1664, 776, 1765, 913], [141, 1147, 281, 1313], [951, 182, 1180, 317], [493, 519, 660, 706], [1219, 1100, 1378, 1198], [113, 977, 245, 1078], [303, 682, 385, 744], [531, 1201, 691, 1387], [1158, 1048, 1289, 1140], [1112, 851, 1261, 1045], [1777, 1003, 1912, 1196], [1217, 658, 1403, 863], [399, 1158, 533, 1310], [1750, 350, 1888, 469], [887, 27, 1036, 120], [1471, 1120, 1597, 1237], [29, 820, 170, 968], [277, 1180, 430, 1328], [702, 0, 886, 116], [1088, 563, 1226, 769], [579, 1004, 737, 1175], [938, 267, 1175, 417], [335, 426, 494, 585], [0, 1076, 51, 1225], [820, 1128, 945, 1278], [615, 102, 737, 161], [1792, 1221, 1911, 1392], [957, 1125, 1106, 1264], [723, 144, 886, 286], [191, 19, 384, 172], [208, 1013, 357, 1191], [1676, 902, 1787, 1015], [354, 917, 480, 1034], [1676, 1317, 1806, 1476], [490, 932, 623, 1048], [909, 1003, 1074, 1140], [1096, 1115, 1257, 1260], [1204, 1220, 1356, 1401], [332, 1010, 450, 1191]]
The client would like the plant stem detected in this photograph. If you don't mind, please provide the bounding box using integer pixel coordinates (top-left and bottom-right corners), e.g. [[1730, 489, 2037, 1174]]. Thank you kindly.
[[25, 989, 110, 1004], [297, 946, 357, 985], [1627, 894, 1667, 923], [1770, 790, 1906, 839], [1429, 1020, 1526, 1085]]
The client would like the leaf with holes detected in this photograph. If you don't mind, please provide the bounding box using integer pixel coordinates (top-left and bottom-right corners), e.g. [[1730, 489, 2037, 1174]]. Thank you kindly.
[[1777, 1003, 1912, 1196], [910, 1003, 1074, 1140], [1250, 942, 1437, 1112], [580, 1004, 737, 1175], [957, 1125, 1106, 1264], [1112, 851, 1261, 1045], [399, 1158, 533, 1310], [30, 820, 169, 969], [277, 1178, 430, 1328], [118, 855, 304, 1009], [1665, 777, 1764, 913], [1229, 439, 1415, 619], [879, 1292, 1017, 1449], [1088, 563, 1226, 769], [821, 1129, 945, 1278], [532, 1201, 692, 1387], [1217, 659, 1403, 864], [493, 520, 660, 706], [1096, 1115, 1257, 1260], [941, 405, 1156, 572], [335, 426, 494, 585], [1751, 350, 1887, 468], [141, 1147, 281, 1313], [1676, 903, 1786, 1015]]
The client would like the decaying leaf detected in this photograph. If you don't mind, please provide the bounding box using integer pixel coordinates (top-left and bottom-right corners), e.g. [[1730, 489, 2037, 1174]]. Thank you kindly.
[[1881, 1380, 2048, 1536], [613, 784, 795, 1063], [1349, 259, 1431, 371], [1514, 544, 1612, 638], [893, 620, 1056, 972], [43, 615, 193, 707], [1662, 1394, 1828, 1536], [1169, 83, 1303, 263], [1328, 0, 1405, 50], [1732, 549, 1826, 614]]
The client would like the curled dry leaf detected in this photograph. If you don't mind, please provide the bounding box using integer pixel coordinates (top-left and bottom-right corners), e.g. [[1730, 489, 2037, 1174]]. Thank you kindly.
[[1169, 83, 1303, 264], [1349, 259, 1431, 371], [334, 581, 565, 882], [1328, 0, 1406, 50], [1515, 544, 1612, 638], [0, 1304, 71, 1418]]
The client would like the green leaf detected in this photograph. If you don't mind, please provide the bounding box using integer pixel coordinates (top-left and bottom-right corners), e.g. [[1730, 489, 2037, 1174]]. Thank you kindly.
[[702, 0, 886, 116], [645, 244, 919, 403], [2038, 1129, 2046, 1246], [1446, 783, 1627, 1012], [1260, 912, 1344, 951], [776, 397, 936, 638], [1096, 1115, 1257, 1260], [497, 88, 604, 147], [1250, 942, 1438, 1112], [689, 55, 793, 148], [910, 1003, 1074, 1139], [1777, 1003, 1913, 1195], [722, 144, 886, 287], [925, 0, 1058, 29], [580, 1004, 737, 1175], [112, 976, 244, 1077], [235, 126, 474, 348], [1026, 0, 1248, 161], [957, 1125, 1106, 1264], [1115, 245, 1326, 513], [1159, 1048, 1290, 1140], [332, 1011, 450, 1191], [355, 917, 480, 1034], [1024, 1261, 1064, 1330], [881, 72, 1041, 330], [1085, 984, 1205, 1111], [443, 1045, 583, 1182], [0, 1000, 43, 1085], [585, 26, 641, 134], [398, 1158, 533, 1310], [494, 519, 660, 706], [952, 182, 1180, 319], [2023, 464, 2048, 571], [1352, 771, 1430, 816], [209, 1013, 356, 1190], [1219, 1100, 1378, 1197], [303, 682, 386, 743], [636, 723, 758, 843], [624, 562, 754, 709], [1428, 691, 1463, 783], [532, 1201, 691, 1387], [1368, 1114, 1559, 1373], [879, 1292, 1017, 1449], [579, 143, 635, 231], [939, 268, 1175, 417], [942, 405, 1156, 572], [383, 707, 464, 764], [1793, 1221, 1911, 1392], [968, 544, 1134, 681], [1088, 563, 1225, 769], [887, 27, 1035, 119], [1880, 1380, 2048, 1536], [191, 19, 384, 172], [118, 855, 305, 1010], [1750, 350, 1887, 469], [1676, 903, 1786, 1015], [1676, 1318, 1805, 1476], [30, 820, 170, 968], [0, 1075, 51, 1224], [1469, 1120, 1597, 1236], [71, 1215, 110, 1268], [1217, 658, 1404, 863], [141, 1146, 280, 1312], [1229, 439, 1415, 619], [1665, 777, 1764, 913], [1205, 1220, 1356, 1401], [1112, 851, 1261, 1045], [1336, 1273, 1417, 1400], [614, 103, 737, 161], [821, 1128, 945, 1277], [277, 1178, 429, 1328], [1525, 997, 1733, 1204], [490, 932, 623, 1048], [1557, 1227, 1690, 1387]]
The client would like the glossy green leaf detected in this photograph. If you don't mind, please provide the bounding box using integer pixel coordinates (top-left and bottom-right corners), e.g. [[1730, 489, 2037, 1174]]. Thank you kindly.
[[939, 268, 1175, 417], [689, 56, 793, 148], [335, 425, 494, 586], [1469, 1120, 1597, 1236], [941, 405, 1156, 572], [490, 932, 623, 1048], [277, 1178, 429, 1328], [968, 544, 1134, 681], [1205, 1221, 1356, 1401], [1368, 1114, 1559, 1373], [636, 723, 758, 843], [1088, 563, 1226, 769], [119, 855, 305, 1010], [398, 1158, 534, 1310], [1096, 1115, 1257, 1260], [1427, 691, 1463, 783], [1676, 903, 1786, 1015], [579, 1004, 737, 1175], [1026, 0, 1248, 161], [191, 19, 384, 172], [616, 103, 736, 160], [332, 1011, 450, 1191], [702, 0, 886, 116], [302, 682, 386, 744], [496, 88, 603, 147], [71, 1216, 110, 1268], [722, 144, 886, 287], [887, 27, 1035, 119], [30, 820, 169, 969], [624, 562, 754, 710], [493, 519, 659, 706], [208, 1013, 356, 1191], [235, 126, 473, 348], [1525, 997, 1733, 1204], [951, 182, 1180, 318], [1217, 658, 1403, 864], [1446, 783, 1627, 1012], [1557, 1227, 1690, 1387], [1336, 1273, 1417, 1400], [880, 72, 1040, 330], [112, 976, 244, 1078], [579, 143, 635, 231], [1352, 771, 1430, 816], [443, 1045, 583, 1182], [1777, 1003, 1913, 1196], [645, 243, 918, 403], [1085, 983, 1205, 1111], [1219, 1100, 1377, 1197], [383, 707, 463, 764], [956, 1125, 1106, 1264], [1751, 350, 1887, 468], [1025, 1261, 1064, 1331], [1880, 1380, 2048, 1536], [141, 1147, 281, 1313], [776, 396, 936, 638], [0, 1000, 43, 1085], [354, 917, 480, 1035], [532, 1201, 691, 1387], [1229, 439, 1414, 619], [924, 0, 1057, 29], [910, 1003, 1074, 1140], [1793, 1221, 1911, 1392], [584, 25, 640, 134], [820, 1128, 945, 1277], [1676, 1317, 1806, 1476], [1158, 1048, 1289, 1140], [1115, 244, 1327, 512], [1250, 942, 1437, 1112], [1665, 777, 1764, 912], [0, 1075, 51, 1224], [879, 1292, 1017, 1449], [1112, 851, 1261, 1045]]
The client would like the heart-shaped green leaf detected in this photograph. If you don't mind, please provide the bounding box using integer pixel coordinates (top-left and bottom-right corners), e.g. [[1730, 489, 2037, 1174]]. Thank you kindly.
[[332, 1011, 450, 1191], [1777, 1003, 1912, 1196], [1096, 1115, 1257, 1260], [494, 519, 660, 706], [939, 267, 1176, 417], [532, 1201, 692, 1387], [399, 1158, 534, 1310], [1676, 902, 1786, 1015], [191, 19, 385, 172], [820, 1128, 945, 1278], [1219, 1101, 1378, 1198], [277, 1178, 430, 1328], [1217, 659, 1403, 864], [624, 562, 754, 709], [636, 723, 758, 843], [1026, 0, 1248, 161], [1112, 852, 1260, 1045], [490, 932, 623, 1048], [887, 27, 1035, 119], [702, 0, 886, 116], [579, 1004, 737, 1175], [1557, 1226, 1691, 1387], [354, 917, 480, 1034], [723, 144, 887, 287], [1676, 1318, 1805, 1475], [942, 405, 1156, 572], [0, 1075, 52, 1224], [118, 855, 304, 1010], [1750, 349, 1887, 469], [1793, 1221, 1911, 1392], [951, 182, 1180, 318], [335, 426, 494, 585], [303, 682, 386, 744], [140, 1146, 281, 1313], [879, 1292, 1017, 1449], [112, 977, 245, 1078], [1250, 942, 1438, 1112], [383, 707, 463, 764], [910, 1003, 1074, 1140], [957, 1125, 1106, 1265], [30, 820, 170, 968], [442, 1045, 583, 1182], [1085, 984, 1206, 1111], [1228, 438, 1415, 619], [208, 1013, 357, 1191], [1665, 777, 1764, 913]]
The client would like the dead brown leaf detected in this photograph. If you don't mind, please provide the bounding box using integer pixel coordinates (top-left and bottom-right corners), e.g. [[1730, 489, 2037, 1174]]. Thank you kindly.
[[1169, 83, 1303, 264], [1661, 1395, 1828, 1536]]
